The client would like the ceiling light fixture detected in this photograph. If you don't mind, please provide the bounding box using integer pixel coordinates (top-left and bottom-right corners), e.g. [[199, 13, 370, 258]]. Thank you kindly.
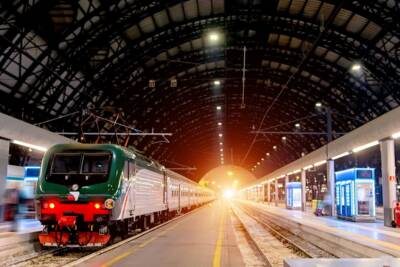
[[351, 62, 362, 72], [11, 140, 47, 152], [208, 32, 219, 42]]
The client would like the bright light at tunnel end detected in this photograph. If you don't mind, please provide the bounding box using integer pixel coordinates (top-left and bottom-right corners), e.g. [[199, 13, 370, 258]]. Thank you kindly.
[[223, 189, 235, 199]]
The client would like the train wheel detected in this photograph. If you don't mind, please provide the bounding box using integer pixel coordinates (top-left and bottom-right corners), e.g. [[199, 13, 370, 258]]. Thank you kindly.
[[119, 220, 129, 239], [108, 224, 118, 243]]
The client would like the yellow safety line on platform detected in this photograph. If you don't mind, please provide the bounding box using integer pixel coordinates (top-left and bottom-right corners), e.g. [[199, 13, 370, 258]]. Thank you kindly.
[[100, 222, 181, 267], [213, 209, 225, 267]]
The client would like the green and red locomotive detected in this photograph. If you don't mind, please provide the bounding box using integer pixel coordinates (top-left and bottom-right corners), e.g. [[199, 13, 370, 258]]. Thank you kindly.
[[36, 144, 214, 247]]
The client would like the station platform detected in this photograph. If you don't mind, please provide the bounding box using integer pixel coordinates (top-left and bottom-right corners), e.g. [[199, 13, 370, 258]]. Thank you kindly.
[[237, 200, 400, 258], [75, 201, 246, 267]]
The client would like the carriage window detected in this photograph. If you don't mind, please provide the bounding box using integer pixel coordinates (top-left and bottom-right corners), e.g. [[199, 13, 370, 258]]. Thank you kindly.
[[82, 153, 111, 174], [51, 153, 81, 174]]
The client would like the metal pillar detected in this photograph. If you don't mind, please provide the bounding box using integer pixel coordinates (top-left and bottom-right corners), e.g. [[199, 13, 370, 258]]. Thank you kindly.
[[380, 139, 397, 227], [274, 178, 278, 206], [285, 174, 289, 208], [326, 159, 335, 216], [267, 182, 270, 203], [261, 184, 265, 202], [0, 139, 9, 220], [301, 169, 307, 212]]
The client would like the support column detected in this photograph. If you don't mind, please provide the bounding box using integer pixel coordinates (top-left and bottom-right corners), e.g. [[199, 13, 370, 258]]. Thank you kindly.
[[274, 178, 278, 207], [0, 139, 10, 220], [301, 169, 306, 212], [326, 159, 335, 216], [380, 139, 397, 227], [285, 174, 289, 209], [261, 184, 265, 202], [267, 182, 270, 203]]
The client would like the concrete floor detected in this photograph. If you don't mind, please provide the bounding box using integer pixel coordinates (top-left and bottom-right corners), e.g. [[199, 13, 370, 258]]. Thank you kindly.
[[80, 200, 245, 267]]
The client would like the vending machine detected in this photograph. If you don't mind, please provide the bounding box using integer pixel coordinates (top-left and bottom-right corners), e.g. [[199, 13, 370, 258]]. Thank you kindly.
[[286, 182, 302, 209], [335, 168, 376, 222]]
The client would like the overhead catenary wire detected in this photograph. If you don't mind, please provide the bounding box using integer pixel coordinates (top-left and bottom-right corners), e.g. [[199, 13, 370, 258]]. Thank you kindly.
[[34, 111, 80, 126]]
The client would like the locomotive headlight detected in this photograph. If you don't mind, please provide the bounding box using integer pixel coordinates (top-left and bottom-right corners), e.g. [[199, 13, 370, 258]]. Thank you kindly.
[[104, 199, 114, 209], [71, 184, 79, 191]]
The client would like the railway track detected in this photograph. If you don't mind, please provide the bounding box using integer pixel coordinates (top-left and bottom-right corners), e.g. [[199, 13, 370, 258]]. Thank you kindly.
[[6, 204, 208, 267], [232, 202, 336, 266], [7, 247, 93, 267]]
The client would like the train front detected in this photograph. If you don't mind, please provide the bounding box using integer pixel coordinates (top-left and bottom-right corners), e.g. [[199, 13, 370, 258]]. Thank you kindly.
[[36, 144, 121, 247]]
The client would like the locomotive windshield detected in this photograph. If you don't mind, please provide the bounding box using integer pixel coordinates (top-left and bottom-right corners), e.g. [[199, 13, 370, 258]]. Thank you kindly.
[[52, 153, 81, 174], [47, 152, 112, 186], [82, 154, 110, 174]]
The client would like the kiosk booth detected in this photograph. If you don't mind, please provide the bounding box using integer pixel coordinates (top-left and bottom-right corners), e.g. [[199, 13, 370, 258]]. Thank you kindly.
[[335, 168, 376, 222], [286, 182, 302, 209]]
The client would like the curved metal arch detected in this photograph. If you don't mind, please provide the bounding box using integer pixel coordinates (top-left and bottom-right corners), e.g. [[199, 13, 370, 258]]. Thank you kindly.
[[79, 20, 396, 116], [117, 44, 389, 114], [91, 9, 397, 79], [22, 7, 400, 120], [107, 47, 386, 126], [3, 1, 396, 118]]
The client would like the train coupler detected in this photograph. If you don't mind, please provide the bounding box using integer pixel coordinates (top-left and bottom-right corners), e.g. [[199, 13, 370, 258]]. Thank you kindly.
[[58, 215, 77, 228]]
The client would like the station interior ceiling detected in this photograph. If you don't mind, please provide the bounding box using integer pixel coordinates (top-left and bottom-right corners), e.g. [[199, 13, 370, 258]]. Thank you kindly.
[[0, 0, 399, 180]]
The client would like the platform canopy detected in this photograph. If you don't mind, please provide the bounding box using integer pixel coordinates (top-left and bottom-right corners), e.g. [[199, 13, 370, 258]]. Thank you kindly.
[[0, 0, 399, 180]]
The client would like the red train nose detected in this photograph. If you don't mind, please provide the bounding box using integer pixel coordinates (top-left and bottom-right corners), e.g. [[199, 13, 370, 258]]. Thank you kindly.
[[58, 216, 77, 228]]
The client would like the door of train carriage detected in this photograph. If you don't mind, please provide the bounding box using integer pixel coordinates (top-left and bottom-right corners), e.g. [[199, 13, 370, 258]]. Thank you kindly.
[[178, 184, 181, 214], [162, 171, 168, 209], [116, 160, 135, 220], [128, 160, 136, 215]]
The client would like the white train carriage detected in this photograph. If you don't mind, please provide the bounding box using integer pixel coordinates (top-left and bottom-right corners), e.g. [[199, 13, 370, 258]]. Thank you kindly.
[[112, 153, 214, 230]]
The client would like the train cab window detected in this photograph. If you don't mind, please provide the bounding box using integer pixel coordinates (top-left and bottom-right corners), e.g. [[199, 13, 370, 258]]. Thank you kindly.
[[48, 152, 111, 186], [51, 153, 81, 174], [82, 153, 111, 174]]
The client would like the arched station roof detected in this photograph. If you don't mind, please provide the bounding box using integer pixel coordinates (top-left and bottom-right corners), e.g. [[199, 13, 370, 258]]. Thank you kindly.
[[0, 0, 399, 180]]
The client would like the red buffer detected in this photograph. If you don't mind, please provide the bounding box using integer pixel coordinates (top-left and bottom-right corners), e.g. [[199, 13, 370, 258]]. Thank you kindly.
[[38, 232, 71, 246], [78, 232, 111, 246]]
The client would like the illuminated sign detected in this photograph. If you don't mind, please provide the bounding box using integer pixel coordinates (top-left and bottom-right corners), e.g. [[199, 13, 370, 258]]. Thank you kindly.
[[357, 170, 372, 179]]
